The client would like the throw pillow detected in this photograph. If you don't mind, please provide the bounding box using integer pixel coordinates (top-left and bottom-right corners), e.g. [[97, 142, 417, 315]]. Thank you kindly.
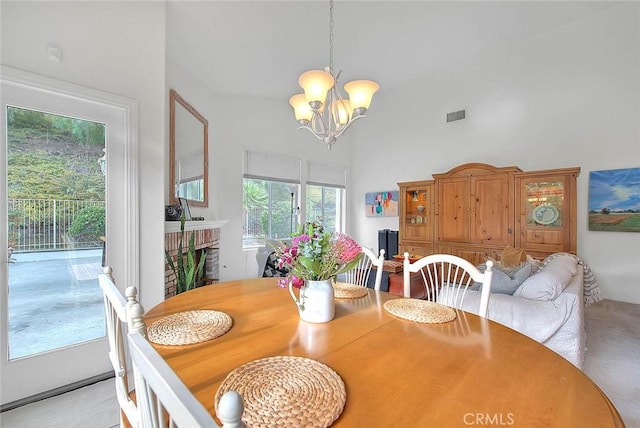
[[473, 263, 532, 295], [500, 245, 527, 268], [513, 265, 573, 301], [544, 254, 578, 275]]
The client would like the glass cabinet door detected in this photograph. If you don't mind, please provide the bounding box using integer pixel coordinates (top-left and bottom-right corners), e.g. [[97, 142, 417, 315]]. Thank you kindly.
[[515, 167, 579, 256], [403, 187, 429, 240], [524, 179, 565, 228], [398, 180, 434, 257]]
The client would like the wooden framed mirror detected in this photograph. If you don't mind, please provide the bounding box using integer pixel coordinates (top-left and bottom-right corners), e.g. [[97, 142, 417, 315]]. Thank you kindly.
[[170, 89, 208, 207]]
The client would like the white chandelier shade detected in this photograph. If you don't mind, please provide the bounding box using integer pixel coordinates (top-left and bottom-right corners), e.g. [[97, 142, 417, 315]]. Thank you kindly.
[[298, 70, 335, 107], [344, 80, 379, 112], [289, 94, 313, 122]]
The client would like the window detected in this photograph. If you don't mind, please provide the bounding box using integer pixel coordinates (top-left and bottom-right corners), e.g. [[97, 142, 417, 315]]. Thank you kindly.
[[241, 151, 347, 248], [306, 161, 346, 234], [242, 150, 301, 249], [243, 178, 299, 248], [306, 184, 344, 234]]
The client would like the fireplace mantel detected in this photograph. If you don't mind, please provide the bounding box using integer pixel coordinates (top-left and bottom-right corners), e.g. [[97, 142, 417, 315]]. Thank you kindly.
[[165, 220, 228, 233]]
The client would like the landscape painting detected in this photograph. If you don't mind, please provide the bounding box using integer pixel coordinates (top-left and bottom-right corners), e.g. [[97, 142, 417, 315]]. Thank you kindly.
[[365, 191, 399, 217], [588, 167, 640, 232]]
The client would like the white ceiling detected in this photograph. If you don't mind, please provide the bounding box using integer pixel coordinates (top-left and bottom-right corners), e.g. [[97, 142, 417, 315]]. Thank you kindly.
[[166, 1, 623, 100]]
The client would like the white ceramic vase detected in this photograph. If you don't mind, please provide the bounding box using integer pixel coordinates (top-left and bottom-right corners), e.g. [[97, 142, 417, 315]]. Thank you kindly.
[[289, 279, 335, 323]]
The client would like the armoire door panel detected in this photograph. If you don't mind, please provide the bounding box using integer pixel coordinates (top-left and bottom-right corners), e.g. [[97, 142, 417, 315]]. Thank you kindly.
[[437, 178, 469, 242], [471, 174, 511, 246]]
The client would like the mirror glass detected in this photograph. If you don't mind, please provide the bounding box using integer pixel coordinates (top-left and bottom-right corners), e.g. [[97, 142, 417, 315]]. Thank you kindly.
[[170, 89, 208, 207]]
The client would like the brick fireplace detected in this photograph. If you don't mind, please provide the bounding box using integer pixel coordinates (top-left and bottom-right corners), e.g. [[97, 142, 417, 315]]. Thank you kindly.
[[164, 220, 226, 299]]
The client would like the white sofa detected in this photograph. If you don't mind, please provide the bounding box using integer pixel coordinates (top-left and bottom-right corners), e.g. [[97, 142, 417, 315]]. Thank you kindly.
[[460, 253, 586, 369]]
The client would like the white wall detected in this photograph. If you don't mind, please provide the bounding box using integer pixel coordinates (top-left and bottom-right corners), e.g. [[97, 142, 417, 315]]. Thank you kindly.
[[166, 61, 353, 281], [350, 3, 640, 304], [1, 1, 166, 309]]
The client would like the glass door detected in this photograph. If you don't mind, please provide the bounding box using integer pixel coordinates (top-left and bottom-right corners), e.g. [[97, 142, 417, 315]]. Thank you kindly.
[[6, 107, 107, 360], [1, 68, 138, 407]]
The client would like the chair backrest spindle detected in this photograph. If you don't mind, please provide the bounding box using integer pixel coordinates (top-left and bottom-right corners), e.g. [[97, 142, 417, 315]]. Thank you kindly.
[[403, 253, 493, 317], [343, 247, 385, 290]]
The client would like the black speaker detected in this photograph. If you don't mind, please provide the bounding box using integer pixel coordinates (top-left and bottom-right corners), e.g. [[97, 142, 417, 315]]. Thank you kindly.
[[378, 229, 398, 260], [387, 230, 398, 259]]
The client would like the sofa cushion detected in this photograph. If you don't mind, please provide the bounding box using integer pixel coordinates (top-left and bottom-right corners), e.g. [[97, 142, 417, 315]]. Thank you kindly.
[[473, 262, 532, 295], [514, 265, 573, 301]]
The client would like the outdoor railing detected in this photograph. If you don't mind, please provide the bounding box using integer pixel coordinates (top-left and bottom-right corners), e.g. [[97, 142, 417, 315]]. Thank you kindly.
[[8, 199, 105, 252]]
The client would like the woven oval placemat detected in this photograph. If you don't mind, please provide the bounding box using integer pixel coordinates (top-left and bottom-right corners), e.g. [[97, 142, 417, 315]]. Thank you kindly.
[[383, 299, 456, 324], [147, 310, 232, 346], [333, 282, 368, 299], [215, 356, 346, 428]]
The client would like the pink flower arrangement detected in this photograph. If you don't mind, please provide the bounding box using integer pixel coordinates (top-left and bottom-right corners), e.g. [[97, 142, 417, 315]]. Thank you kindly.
[[276, 222, 363, 289]]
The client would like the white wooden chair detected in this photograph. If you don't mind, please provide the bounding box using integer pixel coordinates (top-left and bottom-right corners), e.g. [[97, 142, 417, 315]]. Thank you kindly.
[[343, 247, 385, 290], [403, 253, 494, 317], [128, 331, 245, 428], [99, 266, 145, 428]]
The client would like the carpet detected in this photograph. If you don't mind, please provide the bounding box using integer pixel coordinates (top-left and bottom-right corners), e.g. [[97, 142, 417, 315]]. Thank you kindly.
[[583, 299, 640, 427]]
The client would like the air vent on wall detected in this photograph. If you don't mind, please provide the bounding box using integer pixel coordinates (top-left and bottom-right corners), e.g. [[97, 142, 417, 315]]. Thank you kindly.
[[446, 109, 466, 122]]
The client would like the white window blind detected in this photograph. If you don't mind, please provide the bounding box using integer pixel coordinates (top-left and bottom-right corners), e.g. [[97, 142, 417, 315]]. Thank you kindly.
[[243, 150, 301, 183], [307, 161, 346, 188]]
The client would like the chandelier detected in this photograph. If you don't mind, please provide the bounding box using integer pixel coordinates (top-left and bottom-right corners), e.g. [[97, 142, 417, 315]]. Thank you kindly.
[[289, 0, 379, 149]]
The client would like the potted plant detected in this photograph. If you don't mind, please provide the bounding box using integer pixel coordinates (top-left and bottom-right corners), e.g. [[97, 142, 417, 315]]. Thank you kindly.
[[165, 214, 207, 294]]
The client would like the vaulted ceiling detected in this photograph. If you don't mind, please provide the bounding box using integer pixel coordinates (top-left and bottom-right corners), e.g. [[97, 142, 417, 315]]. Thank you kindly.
[[166, 1, 623, 100]]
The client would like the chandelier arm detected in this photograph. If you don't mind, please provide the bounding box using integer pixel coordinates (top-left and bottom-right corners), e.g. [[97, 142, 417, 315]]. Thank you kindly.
[[310, 110, 328, 135], [333, 114, 367, 139], [297, 124, 329, 141]]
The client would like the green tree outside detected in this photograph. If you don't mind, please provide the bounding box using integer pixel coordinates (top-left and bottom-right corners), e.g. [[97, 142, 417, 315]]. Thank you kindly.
[[7, 106, 106, 249]]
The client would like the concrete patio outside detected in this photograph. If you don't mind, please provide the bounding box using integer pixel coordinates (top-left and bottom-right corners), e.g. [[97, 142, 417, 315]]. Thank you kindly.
[[7, 249, 105, 359]]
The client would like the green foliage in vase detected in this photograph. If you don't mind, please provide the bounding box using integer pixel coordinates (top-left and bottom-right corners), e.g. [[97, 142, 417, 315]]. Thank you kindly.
[[165, 215, 207, 294]]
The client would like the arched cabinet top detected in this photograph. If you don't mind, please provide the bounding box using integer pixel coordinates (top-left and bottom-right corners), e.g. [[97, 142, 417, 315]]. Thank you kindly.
[[432, 163, 522, 179]]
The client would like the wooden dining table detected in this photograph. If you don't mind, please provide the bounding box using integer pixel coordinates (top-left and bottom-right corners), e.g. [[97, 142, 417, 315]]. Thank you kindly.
[[144, 278, 624, 427]]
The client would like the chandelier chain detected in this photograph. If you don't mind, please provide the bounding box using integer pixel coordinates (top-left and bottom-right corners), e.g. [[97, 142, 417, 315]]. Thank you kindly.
[[329, 0, 334, 73]]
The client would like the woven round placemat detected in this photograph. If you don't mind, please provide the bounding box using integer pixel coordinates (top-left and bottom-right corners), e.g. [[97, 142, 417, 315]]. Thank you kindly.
[[383, 299, 456, 324], [215, 356, 346, 428], [333, 282, 368, 299], [147, 310, 232, 346]]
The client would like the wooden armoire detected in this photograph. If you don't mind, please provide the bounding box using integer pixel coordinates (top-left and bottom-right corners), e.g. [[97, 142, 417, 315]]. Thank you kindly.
[[398, 163, 580, 265]]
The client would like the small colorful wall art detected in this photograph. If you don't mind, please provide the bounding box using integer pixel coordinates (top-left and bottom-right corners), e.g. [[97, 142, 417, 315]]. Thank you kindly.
[[365, 191, 399, 217], [588, 167, 640, 232]]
